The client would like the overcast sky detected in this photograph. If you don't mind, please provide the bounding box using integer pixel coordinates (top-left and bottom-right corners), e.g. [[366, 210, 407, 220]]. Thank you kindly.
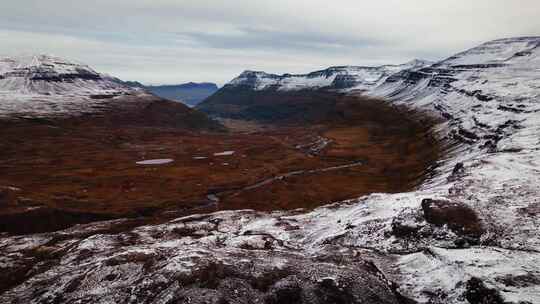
[[1, 0, 539, 85]]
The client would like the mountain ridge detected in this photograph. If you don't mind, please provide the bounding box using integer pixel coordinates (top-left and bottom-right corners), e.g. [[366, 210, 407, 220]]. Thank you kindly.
[[223, 59, 433, 92], [196, 59, 434, 121]]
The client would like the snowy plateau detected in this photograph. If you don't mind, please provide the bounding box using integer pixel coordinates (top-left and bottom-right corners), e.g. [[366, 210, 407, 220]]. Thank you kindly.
[[1, 37, 540, 303]]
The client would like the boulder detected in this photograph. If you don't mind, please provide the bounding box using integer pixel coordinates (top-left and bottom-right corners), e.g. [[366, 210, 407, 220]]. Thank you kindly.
[[464, 277, 504, 304], [421, 199, 484, 238]]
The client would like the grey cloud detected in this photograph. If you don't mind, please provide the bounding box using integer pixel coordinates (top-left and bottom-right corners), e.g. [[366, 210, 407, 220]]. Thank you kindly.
[[1, 0, 539, 85], [176, 27, 385, 53]]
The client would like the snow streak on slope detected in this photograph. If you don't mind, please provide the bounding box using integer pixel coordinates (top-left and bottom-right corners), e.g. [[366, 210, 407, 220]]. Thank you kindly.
[[0, 55, 139, 118], [228, 59, 432, 92]]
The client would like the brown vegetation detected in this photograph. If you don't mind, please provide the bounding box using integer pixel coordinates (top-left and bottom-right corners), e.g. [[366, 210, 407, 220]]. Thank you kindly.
[[0, 95, 443, 234]]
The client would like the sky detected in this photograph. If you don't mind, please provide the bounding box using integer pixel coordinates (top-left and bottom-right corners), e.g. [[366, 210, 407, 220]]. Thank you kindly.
[[1, 0, 539, 85]]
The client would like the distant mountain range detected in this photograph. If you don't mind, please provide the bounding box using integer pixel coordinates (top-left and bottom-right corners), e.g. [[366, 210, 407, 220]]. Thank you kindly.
[[118, 80, 219, 107]]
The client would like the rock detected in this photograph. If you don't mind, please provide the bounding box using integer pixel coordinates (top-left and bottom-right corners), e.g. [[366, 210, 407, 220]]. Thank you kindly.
[[391, 208, 425, 237], [448, 162, 465, 181], [264, 276, 302, 304], [458, 128, 480, 141], [173, 288, 223, 304], [219, 278, 264, 304], [495, 273, 540, 288], [452, 162, 465, 175], [464, 277, 504, 304], [517, 203, 540, 217], [421, 199, 484, 238], [0, 244, 402, 304]]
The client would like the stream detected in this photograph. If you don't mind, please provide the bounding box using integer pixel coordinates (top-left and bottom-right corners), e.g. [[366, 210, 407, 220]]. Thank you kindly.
[[207, 160, 364, 204]]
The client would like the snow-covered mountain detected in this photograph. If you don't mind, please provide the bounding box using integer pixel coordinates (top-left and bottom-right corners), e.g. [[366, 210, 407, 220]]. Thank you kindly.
[[197, 59, 434, 120], [358, 35, 540, 303], [227, 59, 432, 92], [0, 55, 223, 130], [0, 55, 134, 96], [0, 55, 140, 118], [2, 37, 540, 303]]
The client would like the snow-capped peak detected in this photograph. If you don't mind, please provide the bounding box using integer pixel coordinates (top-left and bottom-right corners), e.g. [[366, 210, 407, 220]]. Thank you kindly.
[[0, 54, 97, 77], [400, 58, 435, 69], [226, 60, 433, 92], [436, 36, 540, 67], [0, 54, 139, 118]]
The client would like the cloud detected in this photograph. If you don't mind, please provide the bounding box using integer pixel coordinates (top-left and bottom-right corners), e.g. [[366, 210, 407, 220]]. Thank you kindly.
[[1, 0, 539, 85]]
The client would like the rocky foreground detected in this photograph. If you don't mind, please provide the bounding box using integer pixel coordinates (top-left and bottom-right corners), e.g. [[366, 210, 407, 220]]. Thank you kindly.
[[1, 37, 540, 303]]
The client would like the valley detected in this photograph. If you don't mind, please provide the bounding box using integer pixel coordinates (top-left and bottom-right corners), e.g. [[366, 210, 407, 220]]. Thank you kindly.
[[3, 36, 540, 303], [0, 95, 441, 235]]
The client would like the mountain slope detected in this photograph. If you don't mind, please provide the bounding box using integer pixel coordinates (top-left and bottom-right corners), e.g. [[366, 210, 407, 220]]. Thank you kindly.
[[0, 55, 222, 130], [359, 36, 540, 303], [196, 59, 432, 121]]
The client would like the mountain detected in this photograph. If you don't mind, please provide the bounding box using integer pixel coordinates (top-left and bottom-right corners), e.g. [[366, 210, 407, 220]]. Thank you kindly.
[[2, 38, 540, 303], [112, 78, 219, 107], [350, 36, 540, 302], [145, 82, 218, 107], [225, 59, 431, 92], [0, 55, 222, 130], [196, 59, 432, 122], [0, 55, 134, 97]]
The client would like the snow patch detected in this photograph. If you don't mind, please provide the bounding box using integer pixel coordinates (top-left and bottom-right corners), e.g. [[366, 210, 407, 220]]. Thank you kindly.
[[136, 159, 174, 165], [213, 151, 235, 156]]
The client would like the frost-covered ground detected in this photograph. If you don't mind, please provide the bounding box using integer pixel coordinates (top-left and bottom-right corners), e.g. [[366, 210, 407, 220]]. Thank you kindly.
[[1, 38, 540, 303]]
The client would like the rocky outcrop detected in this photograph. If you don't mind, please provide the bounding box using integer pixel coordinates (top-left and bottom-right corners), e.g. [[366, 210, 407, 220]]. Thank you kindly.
[[465, 277, 506, 304], [0, 212, 404, 303], [421, 198, 484, 238]]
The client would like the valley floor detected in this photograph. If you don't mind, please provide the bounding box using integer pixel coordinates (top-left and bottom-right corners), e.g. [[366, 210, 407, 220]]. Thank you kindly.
[[0, 97, 441, 235]]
